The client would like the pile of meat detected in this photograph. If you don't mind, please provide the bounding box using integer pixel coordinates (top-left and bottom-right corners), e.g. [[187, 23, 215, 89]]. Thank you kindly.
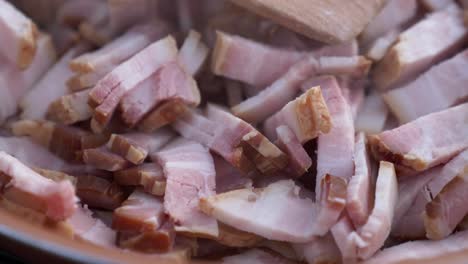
[[0, 0, 467, 263]]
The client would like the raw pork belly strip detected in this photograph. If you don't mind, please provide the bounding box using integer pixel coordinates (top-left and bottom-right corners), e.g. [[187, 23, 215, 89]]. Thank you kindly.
[[347, 132, 374, 227], [20, 44, 83, 121], [0, 0, 38, 69], [275, 126, 312, 178], [0, 33, 55, 124], [369, 103, 468, 172], [106, 129, 174, 165], [263, 86, 332, 143], [47, 88, 92, 125], [366, 29, 399, 61], [373, 7, 468, 91], [89, 36, 178, 132], [353, 161, 398, 260], [232, 55, 371, 123], [424, 166, 468, 240], [119, 61, 200, 127], [200, 180, 317, 243], [362, 230, 468, 264], [67, 205, 116, 247], [360, 0, 418, 45], [138, 99, 190, 133], [114, 163, 166, 196], [0, 152, 77, 221], [155, 140, 218, 238], [384, 49, 468, 123]]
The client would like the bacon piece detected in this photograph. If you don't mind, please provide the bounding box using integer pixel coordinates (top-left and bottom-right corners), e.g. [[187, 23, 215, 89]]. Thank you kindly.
[[200, 180, 317, 242], [0, 0, 38, 69], [76, 174, 126, 210], [117, 221, 175, 253], [366, 30, 400, 61], [360, 0, 417, 45], [264, 86, 331, 143], [369, 103, 468, 172], [70, 20, 172, 74], [67, 205, 116, 247], [114, 163, 166, 196], [275, 126, 312, 178], [67, 70, 108, 92], [331, 215, 358, 263], [47, 88, 92, 125], [222, 249, 296, 264], [107, 129, 174, 165], [11, 120, 107, 162], [293, 233, 342, 264], [217, 223, 264, 247], [347, 133, 374, 227], [155, 140, 218, 238], [120, 61, 200, 127], [362, 230, 468, 264], [20, 45, 83, 120], [82, 147, 130, 172], [214, 155, 252, 194], [179, 30, 209, 76], [89, 36, 178, 132], [138, 99, 190, 133], [355, 92, 389, 134], [383, 49, 468, 123], [0, 152, 77, 221], [424, 166, 468, 240], [374, 7, 468, 91], [353, 161, 398, 260], [33, 168, 77, 186]]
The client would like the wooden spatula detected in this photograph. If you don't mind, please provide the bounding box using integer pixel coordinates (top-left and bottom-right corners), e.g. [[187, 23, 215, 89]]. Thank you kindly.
[[229, 0, 387, 43]]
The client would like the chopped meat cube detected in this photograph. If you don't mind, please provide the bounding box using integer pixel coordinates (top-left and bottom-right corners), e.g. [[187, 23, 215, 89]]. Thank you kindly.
[[67, 205, 116, 247], [369, 103, 468, 172], [155, 140, 218, 238], [179, 30, 209, 75], [360, 0, 418, 45], [0, 0, 38, 69], [275, 126, 313, 178], [47, 88, 92, 125], [353, 161, 398, 260], [106, 129, 174, 164], [362, 230, 468, 264], [120, 61, 200, 127], [76, 174, 126, 210], [293, 233, 342, 264], [113, 190, 165, 232], [89, 35, 178, 132], [373, 7, 468, 91], [264, 86, 331, 143], [355, 91, 389, 134], [383, 49, 468, 123], [114, 163, 166, 196], [347, 133, 374, 227], [200, 180, 317, 243], [0, 152, 77, 221], [423, 167, 468, 240], [222, 249, 296, 264], [20, 44, 84, 120], [82, 147, 130, 172]]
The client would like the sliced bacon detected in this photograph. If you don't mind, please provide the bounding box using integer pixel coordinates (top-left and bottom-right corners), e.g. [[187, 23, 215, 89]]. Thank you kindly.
[[275, 126, 312, 178], [89, 35, 178, 132], [82, 147, 130, 172], [200, 180, 317, 243], [369, 103, 468, 172], [117, 221, 175, 253], [119, 61, 200, 127], [263, 86, 331, 143], [67, 205, 116, 247], [179, 30, 209, 76], [353, 161, 398, 260], [76, 174, 126, 210], [347, 133, 374, 227], [114, 163, 166, 196], [155, 140, 218, 238], [293, 233, 342, 264], [374, 7, 468, 91], [362, 230, 468, 264], [47, 88, 92, 125], [0, 152, 77, 221], [383, 49, 468, 123], [106, 129, 174, 165], [423, 166, 468, 240], [355, 91, 389, 134], [0, 0, 38, 69], [138, 99, 190, 133]]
